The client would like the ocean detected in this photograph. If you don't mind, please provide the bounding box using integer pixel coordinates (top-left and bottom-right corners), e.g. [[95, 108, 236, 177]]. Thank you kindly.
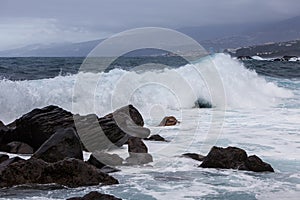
[[0, 54, 299, 199]]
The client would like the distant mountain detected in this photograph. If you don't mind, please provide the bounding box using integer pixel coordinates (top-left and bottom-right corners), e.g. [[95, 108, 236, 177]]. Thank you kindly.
[[0, 40, 101, 57], [0, 16, 300, 57]]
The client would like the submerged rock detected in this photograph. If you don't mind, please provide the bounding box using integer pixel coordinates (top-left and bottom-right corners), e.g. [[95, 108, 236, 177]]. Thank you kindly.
[[0, 158, 118, 188], [67, 191, 122, 200], [199, 146, 274, 172], [33, 128, 83, 163], [194, 98, 212, 108], [182, 153, 205, 162], [159, 116, 178, 126], [144, 134, 168, 142]]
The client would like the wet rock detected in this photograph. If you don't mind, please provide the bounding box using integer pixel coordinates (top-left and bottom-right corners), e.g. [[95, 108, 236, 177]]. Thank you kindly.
[[33, 128, 83, 163], [0, 158, 118, 188], [159, 116, 178, 126], [194, 98, 212, 108], [2, 105, 74, 151], [144, 134, 167, 142], [182, 153, 205, 162], [199, 146, 274, 172], [0, 121, 8, 132], [67, 191, 122, 200], [0, 157, 24, 173], [0, 154, 9, 164], [126, 137, 153, 165], [5, 141, 34, 154], [87, 152, 123, 168], [2, 105, 149, 152], [245, 155, 274, 172], [237, 56, 252, 60], [73, 104, 150, 151]]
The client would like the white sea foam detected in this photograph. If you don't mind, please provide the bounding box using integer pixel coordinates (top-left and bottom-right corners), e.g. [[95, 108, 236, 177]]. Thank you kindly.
[[0, 54, 293, 124]]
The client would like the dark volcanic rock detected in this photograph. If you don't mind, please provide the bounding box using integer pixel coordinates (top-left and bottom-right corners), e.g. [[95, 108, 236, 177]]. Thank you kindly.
[[0, 121, 8, 132], [144, 134, 167, 142], [159, 116, 178, 126], [67, 191, 122, 200], [199, 146, 274, 172], [127, 137, 148, 153], [87, 152, 123, 168], [2, 105, 74, 151], [0, 157, 24, 173], [0, 158, 118, 188], [245, 155, 274, 172], [33, 128, 83, 162], [1, 104, 149, 152], [126, 137, 153, 165], [5, 141, 34, 154], [0, 154, 9, 164], [182, 153, 205, 162]]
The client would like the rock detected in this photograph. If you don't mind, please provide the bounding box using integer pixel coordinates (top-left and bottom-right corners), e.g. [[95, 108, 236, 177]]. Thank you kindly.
[[0, 121, 8, 132], [73, 105, 150, 151], [125, 153, 153, 165], [194, 98, 212, 108], [0, 154, 9, 164], [67, 191, 121, 200], [0, 158, 118, 188], [126, 137, 153, 165], [2, 105, 74, 151], [144, 134, 167, 142], [1, 105, 149, 152], [0, 157, 24, 173], [5, 141, 34, 154], [33, 128, 83, 163], [159, 116, 178, 126], [87, 152, 123, 168], [182, 153, 205, 162], [199, 146, 274, 172], [245, 155, 274, 172], [127, 137, 148, 153]]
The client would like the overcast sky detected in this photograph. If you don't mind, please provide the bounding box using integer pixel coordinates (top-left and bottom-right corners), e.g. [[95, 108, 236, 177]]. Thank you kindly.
[[0, 0, 300, 50]]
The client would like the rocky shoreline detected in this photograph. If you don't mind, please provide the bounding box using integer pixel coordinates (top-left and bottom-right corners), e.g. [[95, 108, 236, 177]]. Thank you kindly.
[[0, 105, 275, 199]]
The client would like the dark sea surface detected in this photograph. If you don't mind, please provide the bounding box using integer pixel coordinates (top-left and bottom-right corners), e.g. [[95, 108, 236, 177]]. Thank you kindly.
[[1, 56, 299, 81]]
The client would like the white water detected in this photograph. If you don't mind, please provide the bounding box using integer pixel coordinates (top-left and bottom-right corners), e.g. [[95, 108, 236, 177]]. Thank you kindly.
[[0, 54, 293, 124]]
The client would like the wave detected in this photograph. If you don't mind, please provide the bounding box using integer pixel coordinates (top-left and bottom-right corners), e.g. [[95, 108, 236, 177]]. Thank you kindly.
[[0, 54, 293, 124]]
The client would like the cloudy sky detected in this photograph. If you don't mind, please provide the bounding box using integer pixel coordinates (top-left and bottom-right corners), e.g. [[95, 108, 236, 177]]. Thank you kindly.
[[0, 0, 300, 50]]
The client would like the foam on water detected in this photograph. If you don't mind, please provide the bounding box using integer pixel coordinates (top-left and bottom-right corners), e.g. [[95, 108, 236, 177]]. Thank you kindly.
[[0, 54, 293, 124]]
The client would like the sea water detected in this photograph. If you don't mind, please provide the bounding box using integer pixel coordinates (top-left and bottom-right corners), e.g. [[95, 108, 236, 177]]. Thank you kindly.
[[0, 54, 299, 199]]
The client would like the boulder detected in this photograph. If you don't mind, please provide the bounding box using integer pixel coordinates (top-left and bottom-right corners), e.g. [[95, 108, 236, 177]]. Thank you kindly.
[[199, 146, 274, 172], [125, 137, 153, 165], [0, 158, 118, 188], [67, 191, 121, 200], [0, 121, 8, 132], [33, 128, 83, 163], [0, 154, 9, 164], [194, 98, 212, 108], [87, 152, 123, 168], [0, 157, 24, 173], [245, 155, 274, 172], [182, 153, 205, 162], [144, 134, 167, 142], [5, 141, 34, 154], [159, 116, 178, 126], [1, 105, 149, 152], [2, 105, 74, 151]]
